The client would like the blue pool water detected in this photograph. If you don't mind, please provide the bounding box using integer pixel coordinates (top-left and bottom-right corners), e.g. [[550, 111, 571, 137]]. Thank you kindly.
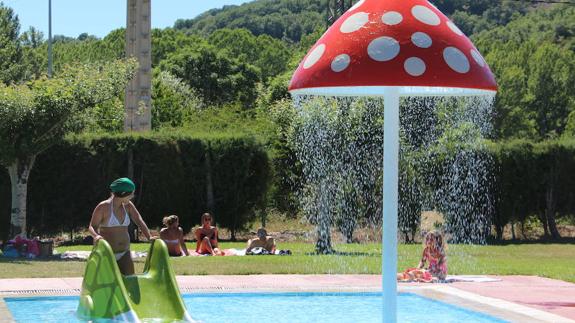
[[5, 292, 508, 323]]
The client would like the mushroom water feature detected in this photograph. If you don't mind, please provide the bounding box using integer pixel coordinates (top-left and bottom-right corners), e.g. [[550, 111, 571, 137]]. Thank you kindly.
[[288, 0, 497, 322]]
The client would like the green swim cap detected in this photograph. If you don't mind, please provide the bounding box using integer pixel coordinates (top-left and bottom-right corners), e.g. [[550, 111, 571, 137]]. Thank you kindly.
[[110, 177, 135, 193]]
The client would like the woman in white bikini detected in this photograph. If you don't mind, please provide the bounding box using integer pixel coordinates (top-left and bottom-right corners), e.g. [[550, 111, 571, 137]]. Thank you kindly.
[[88, 177, 154, 275], [160, 215, 189, 257]]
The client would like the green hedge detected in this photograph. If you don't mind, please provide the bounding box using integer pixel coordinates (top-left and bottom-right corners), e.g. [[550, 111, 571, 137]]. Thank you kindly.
[[0, 132, 270, 240], [489, 139, 575, 239], [2, 136, 574, 241]]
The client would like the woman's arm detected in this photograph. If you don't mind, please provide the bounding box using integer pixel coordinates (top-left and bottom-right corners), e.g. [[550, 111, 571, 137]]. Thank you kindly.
[[194, 228, 201, 252], [246, 239, 255, 252], [88, 204, 104, 243], [126, 202, 152, 240], [417, 248, 427, 269], [179, 227, 189, 256], [159, 228, 167, 240], [211, 227, 219, 247], [269, 238, 276, 254]]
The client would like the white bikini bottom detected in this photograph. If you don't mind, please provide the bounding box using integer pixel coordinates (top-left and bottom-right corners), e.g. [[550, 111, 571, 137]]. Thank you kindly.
[[115, 250, 129, 261]]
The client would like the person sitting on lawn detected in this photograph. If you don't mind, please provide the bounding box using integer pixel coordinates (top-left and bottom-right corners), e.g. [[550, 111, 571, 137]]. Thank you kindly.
[[194, 212, 223, 256], [246, 228, 276, 255], [397, 230, 447, 282], [160, 215, 189, 257]]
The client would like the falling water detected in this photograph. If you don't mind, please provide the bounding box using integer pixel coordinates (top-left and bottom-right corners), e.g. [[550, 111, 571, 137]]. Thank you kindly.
[[290, 94, 495, 257]]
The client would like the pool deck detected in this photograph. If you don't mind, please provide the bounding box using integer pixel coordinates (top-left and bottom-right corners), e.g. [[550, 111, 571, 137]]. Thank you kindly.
[[0, 275, 574, 322]]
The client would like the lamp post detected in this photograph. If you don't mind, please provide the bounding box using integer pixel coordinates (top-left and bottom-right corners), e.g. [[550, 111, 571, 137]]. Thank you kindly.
[[47, 0, 52, 78]]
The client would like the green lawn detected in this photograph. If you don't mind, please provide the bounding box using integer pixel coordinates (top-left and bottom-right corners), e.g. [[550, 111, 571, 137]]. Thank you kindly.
[[0, 242, 573, 283]]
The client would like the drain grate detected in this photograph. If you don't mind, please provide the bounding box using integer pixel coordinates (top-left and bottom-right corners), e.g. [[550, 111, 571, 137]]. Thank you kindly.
[[0, 289, 81, 296]]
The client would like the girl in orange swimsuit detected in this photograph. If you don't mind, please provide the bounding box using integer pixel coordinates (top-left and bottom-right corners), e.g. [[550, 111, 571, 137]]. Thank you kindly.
[[160, 215, 190, 257], [194, 213, 222, 255]]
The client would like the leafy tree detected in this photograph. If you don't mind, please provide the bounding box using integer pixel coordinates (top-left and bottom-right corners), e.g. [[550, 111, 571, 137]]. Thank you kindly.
[[208, 28, 291, 82], [160, 44, 260, 108], [0, 3, 24, 84], [151, 28, 206, 66], [19, 26, 45, 81], [151, 70, 204, 129], [483, 40, 575, 139], [0, 59, 137, 237]]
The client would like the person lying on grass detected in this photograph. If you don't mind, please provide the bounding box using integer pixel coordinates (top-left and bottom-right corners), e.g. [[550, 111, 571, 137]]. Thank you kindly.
[[397, 230, 448, 283], [246, 228, 276, 255], [160, 215, 190, 257]]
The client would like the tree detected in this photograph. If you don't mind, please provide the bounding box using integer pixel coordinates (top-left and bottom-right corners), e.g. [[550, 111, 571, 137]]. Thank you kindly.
[[151, 70, 204, 129], [20, 26, 45, 81], [0, 59, 137, 237], [208, 28, 291, 82], [0, 3, 24, 84], [160, 44, 260, 108]]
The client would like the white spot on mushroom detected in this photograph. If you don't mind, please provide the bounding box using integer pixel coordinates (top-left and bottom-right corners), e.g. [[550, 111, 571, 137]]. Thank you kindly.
[[382, 11, 403, 25], [411, 5, 440, 26], [447, 21, 464, 36], [411, 32, 432, 48], [443, 47, 470, 73], [404, 57, 426, 76], [349, 0, 365, 11], [367, 36, 400, 62], [470, 49, 485, 68], [303, 44, 326, 69], [331, 54, 351, 72], [340, 12, 370, 33]]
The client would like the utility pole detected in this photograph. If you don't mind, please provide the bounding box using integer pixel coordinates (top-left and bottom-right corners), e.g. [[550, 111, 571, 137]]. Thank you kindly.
[[48, 0, 52, 78], [125, 0, 152, 131]]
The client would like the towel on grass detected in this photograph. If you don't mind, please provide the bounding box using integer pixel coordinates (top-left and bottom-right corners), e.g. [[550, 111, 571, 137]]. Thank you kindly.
[[59, 251, 147, 260], [445, 275, 501, 283]]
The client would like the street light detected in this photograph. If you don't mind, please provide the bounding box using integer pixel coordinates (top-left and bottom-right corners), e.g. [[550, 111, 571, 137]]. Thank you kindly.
[[48, 0, 52, 78]]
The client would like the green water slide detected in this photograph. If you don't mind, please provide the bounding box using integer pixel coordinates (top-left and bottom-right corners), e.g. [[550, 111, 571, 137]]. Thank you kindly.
[[77, 239, 194, 322]]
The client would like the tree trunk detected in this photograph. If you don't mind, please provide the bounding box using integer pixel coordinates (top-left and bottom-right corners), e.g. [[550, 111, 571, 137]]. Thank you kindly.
[[8, 156, 36, 238], [547, 213, 561, 240], [205, 147, 215, 213], [520, 220, 526, 239], [539, 212, 549, 238], [545, 186, 561, 240], [315, 209, 334, 254], [495, 224, 503, 241]]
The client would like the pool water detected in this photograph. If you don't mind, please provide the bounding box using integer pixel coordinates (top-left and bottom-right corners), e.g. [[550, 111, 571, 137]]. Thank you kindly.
[[5, 292, 508, 323]]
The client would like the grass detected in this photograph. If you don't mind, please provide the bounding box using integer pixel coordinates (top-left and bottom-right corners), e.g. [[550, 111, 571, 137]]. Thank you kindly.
[[0, 242, 573, 283]]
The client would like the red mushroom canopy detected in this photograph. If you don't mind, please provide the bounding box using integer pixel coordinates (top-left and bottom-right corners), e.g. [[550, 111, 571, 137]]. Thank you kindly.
[[289, 0, 497, 96]]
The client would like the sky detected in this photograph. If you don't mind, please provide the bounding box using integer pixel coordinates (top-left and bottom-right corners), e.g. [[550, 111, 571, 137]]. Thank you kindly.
[[2, 0, 253, 38]]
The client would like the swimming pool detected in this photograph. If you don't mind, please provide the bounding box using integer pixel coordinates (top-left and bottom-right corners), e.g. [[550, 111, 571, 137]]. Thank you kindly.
[[5, 292, 508, 322]]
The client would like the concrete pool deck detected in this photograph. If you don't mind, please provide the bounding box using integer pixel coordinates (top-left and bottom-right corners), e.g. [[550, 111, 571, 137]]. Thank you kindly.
[[0, 275, 574, 322]]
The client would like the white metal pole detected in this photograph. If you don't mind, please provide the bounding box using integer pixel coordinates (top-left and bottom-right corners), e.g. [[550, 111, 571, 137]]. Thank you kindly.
[[383, 87, 399, 323], [48, 0, 52, 78]]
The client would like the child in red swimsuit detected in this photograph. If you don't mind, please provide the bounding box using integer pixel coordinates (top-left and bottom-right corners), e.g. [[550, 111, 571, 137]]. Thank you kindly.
[[398, 231, 448, 282]]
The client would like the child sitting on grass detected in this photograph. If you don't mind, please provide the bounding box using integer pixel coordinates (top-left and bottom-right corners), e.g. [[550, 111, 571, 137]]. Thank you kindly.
[[397, 231, 447, 283]]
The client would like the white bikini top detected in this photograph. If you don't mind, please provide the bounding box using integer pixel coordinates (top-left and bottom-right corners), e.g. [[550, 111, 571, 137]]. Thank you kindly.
[[101, 202, 130, 228], [164, 239, 179, 244]]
